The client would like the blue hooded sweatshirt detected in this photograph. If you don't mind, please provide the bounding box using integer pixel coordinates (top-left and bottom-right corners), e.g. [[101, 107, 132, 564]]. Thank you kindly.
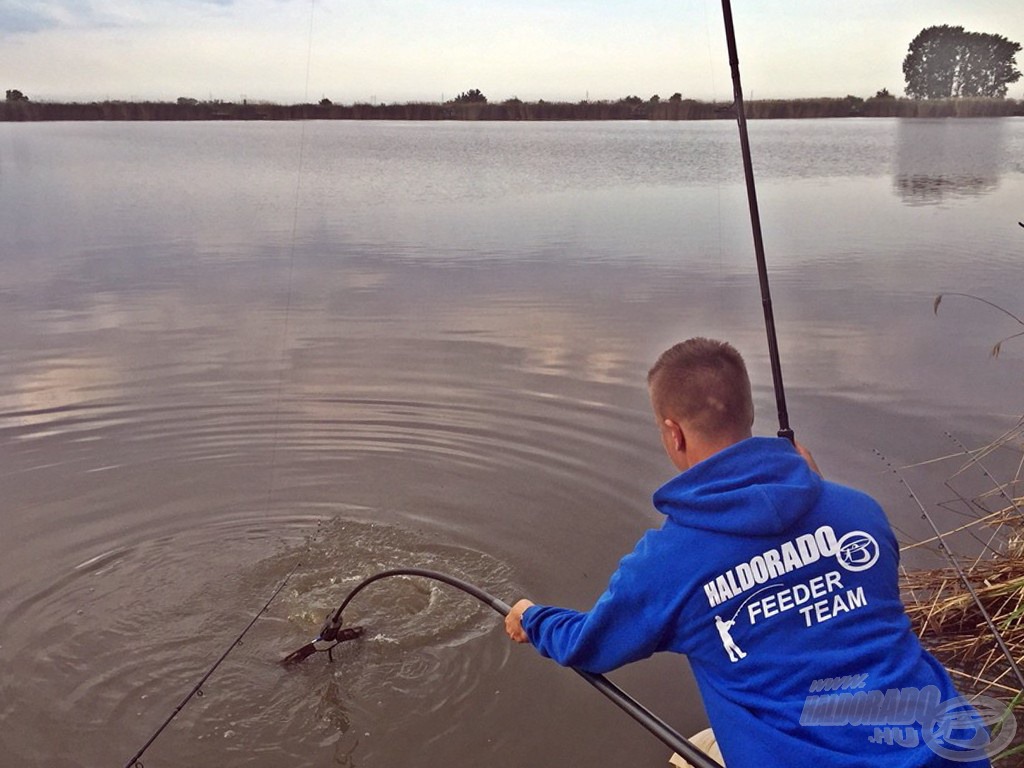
[[521, 437, 991, 767]]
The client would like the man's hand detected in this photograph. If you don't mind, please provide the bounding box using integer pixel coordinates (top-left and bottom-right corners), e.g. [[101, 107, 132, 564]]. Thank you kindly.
[[794, 440, 822, 477], [505, 598, 535, 643]]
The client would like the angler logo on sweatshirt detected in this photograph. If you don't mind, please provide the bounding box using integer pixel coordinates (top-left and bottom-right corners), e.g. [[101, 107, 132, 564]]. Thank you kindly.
[[705, 526, 880, 661]]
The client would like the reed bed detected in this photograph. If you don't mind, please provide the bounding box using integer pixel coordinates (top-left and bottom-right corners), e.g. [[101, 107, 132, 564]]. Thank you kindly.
[[898, 419, 1024, 762], [904, 505, 1024, 696], [3, 96, 1022, 122]]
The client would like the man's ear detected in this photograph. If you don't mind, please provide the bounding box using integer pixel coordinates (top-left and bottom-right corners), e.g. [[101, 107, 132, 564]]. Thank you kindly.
[[663, 418, 685, 453]]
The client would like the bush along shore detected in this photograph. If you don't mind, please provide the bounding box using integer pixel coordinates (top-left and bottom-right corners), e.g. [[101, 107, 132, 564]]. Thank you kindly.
[[2, 95, 1023, 121]]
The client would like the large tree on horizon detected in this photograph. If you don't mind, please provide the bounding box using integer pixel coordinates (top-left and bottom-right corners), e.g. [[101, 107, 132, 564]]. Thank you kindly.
[[903, 25, 1021, 99]]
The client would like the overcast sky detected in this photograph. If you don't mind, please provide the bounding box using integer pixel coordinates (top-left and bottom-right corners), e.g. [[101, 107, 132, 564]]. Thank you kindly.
[[3, 0, 1023, 104]]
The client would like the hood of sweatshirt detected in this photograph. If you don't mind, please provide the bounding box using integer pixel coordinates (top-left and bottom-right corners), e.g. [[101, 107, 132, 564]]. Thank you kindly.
[[652, 436, 823, 537]]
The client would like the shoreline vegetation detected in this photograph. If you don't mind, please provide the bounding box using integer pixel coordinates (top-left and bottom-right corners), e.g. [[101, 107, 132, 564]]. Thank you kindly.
[[900, 415, 1024, 762], [904, 492, 1024, 762], [2, 95, 1023, 122]]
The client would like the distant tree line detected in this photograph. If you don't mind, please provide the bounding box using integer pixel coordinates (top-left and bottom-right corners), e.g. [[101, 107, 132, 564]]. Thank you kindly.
[[6, 24, 1021, 122], [7, 42, 1024, 126], [3, 94, 1021, 122]]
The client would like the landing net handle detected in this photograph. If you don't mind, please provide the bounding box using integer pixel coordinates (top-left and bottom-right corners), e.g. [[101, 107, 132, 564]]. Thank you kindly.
[[330, 568, 721, 768]]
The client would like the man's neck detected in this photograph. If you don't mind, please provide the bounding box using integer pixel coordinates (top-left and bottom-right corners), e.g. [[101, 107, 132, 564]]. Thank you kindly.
[[685, 430, 751, 469]]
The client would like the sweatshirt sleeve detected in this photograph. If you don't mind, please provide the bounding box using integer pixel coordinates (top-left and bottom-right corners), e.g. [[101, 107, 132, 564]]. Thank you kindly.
[[520, 531, 679, 673]]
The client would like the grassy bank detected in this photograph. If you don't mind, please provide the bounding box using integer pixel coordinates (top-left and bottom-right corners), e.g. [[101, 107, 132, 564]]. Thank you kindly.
[[2, 96, 1022, 121]]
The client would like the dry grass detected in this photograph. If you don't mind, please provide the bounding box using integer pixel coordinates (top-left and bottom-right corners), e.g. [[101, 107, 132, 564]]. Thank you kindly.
[[898, 420, 1024, 762], [904, 506, 1024, 695]]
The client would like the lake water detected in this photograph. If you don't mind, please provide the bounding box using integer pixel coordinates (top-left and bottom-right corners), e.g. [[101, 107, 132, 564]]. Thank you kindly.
[[1, 118, 1023, 767]]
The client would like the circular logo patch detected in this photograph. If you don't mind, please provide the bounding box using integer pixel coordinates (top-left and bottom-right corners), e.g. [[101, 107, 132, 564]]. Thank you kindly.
[[835, 531, 879, 572]]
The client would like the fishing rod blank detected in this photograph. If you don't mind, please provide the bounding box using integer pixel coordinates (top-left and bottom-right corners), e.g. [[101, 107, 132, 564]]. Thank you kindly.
[[875, 451, 1024, 693], [124, 562, 301, 768], [283, 568, 721, 768], [720, 0, 793, 442]]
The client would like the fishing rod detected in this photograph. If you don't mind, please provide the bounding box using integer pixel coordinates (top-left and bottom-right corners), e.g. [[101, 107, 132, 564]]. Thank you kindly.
[[282, 567, 722, 768], [720, 0, 793, 442], [875, 450, 1024, 693], [727, 583, 784, 623], [123, 562, 301, 768]]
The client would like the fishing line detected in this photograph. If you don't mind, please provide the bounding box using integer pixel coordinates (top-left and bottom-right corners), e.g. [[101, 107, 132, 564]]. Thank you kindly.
[[699, 0, 727, 328], [941, 429, 1023, 576], [700, 0, 720, 101], [874, 449, 1024, 692], [127, 6, 785, 765], [281, 568, 722, 768], [123, 3, 320, 764], [277, 8, 784, 766], [261, 0, 317, 517], [944, 430, 1024, 520]]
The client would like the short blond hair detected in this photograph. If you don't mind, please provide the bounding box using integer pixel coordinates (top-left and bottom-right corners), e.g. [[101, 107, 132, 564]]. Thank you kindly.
[[647, 338, 754, 437]]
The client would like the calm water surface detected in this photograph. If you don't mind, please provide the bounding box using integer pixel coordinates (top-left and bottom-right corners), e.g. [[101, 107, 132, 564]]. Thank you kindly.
[[1, 119, 1023, 767]]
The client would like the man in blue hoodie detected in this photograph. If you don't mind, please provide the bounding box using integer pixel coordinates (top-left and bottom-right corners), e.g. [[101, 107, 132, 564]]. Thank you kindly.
[[505, 338, 993, 767]]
